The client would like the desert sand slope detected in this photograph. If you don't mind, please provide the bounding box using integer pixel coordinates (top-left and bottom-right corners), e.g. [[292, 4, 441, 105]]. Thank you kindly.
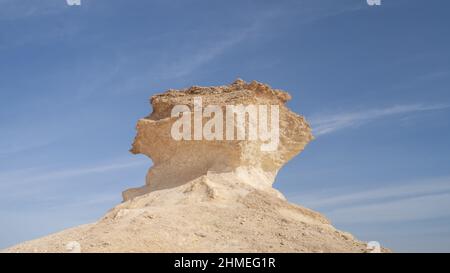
[[3, 80, 379, 253], [4, 177, 367, 253]]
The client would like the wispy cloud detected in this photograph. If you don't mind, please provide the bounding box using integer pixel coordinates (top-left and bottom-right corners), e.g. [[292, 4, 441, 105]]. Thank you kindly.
[[158, 26, 256, 80], [310, 104, 450, 136], [104, 10, 281, 96], [0, 158, 148, 191], [0, 0, 65, 21], [418, 70, 450, 81], [327, 192, 450, 224], [147, 9, 280, 83], [288, 176, 450, 223]]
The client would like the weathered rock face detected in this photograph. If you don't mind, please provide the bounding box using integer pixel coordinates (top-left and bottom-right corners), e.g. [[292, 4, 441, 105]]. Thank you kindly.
[[123, 79, 313, 201]]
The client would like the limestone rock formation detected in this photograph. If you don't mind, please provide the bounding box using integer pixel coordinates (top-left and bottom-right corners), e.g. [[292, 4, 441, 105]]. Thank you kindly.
[[3, 80, 378, 253], [123, 79, 313, 201]]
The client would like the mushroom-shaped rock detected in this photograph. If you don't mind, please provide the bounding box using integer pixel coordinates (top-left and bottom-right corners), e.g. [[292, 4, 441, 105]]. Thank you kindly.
[[123, 79, 313, 201]]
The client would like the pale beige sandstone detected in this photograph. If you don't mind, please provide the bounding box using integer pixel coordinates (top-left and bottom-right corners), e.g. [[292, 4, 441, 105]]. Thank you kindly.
[[3, 79, 381, 253], [123, 78, 313, 201]]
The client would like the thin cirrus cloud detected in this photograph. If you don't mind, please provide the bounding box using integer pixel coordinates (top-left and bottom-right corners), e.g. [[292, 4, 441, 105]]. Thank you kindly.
[[309, 104, 450, 136], [0, 0, 65, 21], [0, 157, 148, 193], [157, 26, 256, 81], [99, 10, 281, 96], [142, 9, 280, 83], [327, 192, 450, 224], [288, 176, 450, 224]]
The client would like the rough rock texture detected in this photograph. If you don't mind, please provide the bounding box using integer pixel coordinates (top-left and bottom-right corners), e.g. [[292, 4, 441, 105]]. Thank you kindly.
[[123, 78, 313, 201], [3, 80, 378, 253]]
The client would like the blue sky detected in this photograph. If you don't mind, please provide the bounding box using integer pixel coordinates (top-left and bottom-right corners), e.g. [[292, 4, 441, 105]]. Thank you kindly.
[[1, 0, 449, 252]]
